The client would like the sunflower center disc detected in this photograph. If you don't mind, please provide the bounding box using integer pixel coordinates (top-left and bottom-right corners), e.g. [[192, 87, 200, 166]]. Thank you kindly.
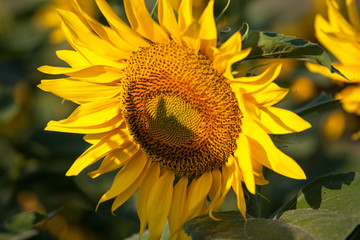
[[122, 42, 242, 178]]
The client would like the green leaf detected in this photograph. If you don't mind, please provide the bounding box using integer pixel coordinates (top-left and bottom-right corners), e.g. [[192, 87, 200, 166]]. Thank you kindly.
[[3, 212, 40, 233], [184, 172, 360, 240], [276, 172, 360, 240], [184, 211, 314, 240], [278, 209, 360, 240], [241, 31, 345, 78], [276, 172, 360, 217], [293, 93, 340, 117]]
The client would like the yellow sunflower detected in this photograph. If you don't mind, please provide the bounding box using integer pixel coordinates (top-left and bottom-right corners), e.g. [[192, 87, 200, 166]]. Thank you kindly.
[[38, 0, 310, 239], [306, 0, 360, 139]]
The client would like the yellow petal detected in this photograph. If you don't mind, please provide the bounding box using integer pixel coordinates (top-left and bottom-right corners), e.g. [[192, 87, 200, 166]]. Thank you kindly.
[[327, 0, 355, 34], [39, 65, 104, 76], [38, 78, 121, 104], [158, 0, 181, 43], [209, 164, 234, 219], [208, 169, 222, 203], [83, 132, 109, 144], [123, 0, 169, 43], [66, 129, 131, 176], [225, 156, 246, 218], [94, 0, 149, 48], [249, 83, 289, 107], [236, 91, 260, 120], [58, 9, 128, 62], [88, 143, 139, 178], [182, 172, 212, 224], [221, 49, 252, 78], [61, 22, 128, 69], [168, 177, 188, 236], [169, 0, 181, 11], [230, 63, 282, 93], [219, 32, 243, 53], [45, 99, 123, 134], [75, 70, 125, 84], [230, 169, 246, 219], [198, 0, 217, 40], [315, 14, 360, 63], [194, 199, 208, 218], [346, 0, 360, 30], [177, 0, 203, 51], [181, 21, 201, 38], [147, 171, 175, 240], [180, 0, 217, 42], [200, 38, 218, 57], [72, 0, 136, 55], [234, 134, 255, 194], [257, 106, 311, 134], [336, 85, 360, 114], [243, 120, 306, 180], [252, 159, 269, 185], [97, 150, 149, 204], [56, 50, 90, 68], [178, 0, 193, 34], [137, 163, 161, 238], [212, 31, 245, 67], [110, 160, 149, 212], [38, 64, 125, 83], [189, 0, 217, 53], [306, 62, 360, 82]]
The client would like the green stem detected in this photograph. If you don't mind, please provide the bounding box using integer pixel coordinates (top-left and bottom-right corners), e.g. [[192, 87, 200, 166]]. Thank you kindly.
[[151, 0, 159, 17], [215, 0, 231, 25]]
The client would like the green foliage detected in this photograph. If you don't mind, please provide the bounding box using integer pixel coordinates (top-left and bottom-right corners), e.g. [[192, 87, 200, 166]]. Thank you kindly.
[[184, 212, 313, 240], [241, 31, 346, 79], [277, 172, 360, 216], [3, 212, 42, 233], [294, 93, 341, 117], [184, 172, 360, 240], [0, 212, 43, 240]]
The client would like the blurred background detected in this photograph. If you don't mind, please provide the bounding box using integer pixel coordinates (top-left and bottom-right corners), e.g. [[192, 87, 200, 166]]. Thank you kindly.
[[0, 0, 359, 239]]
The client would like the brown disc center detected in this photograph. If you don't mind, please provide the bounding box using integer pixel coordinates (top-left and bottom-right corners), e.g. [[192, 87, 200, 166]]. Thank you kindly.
[[122, 42, 242, 178]]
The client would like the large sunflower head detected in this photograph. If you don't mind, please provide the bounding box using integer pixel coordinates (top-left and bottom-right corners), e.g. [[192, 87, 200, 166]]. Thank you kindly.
[[38, 0, 310, 239]]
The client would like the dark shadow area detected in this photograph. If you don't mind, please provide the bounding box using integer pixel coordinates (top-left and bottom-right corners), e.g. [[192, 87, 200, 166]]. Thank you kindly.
[[346, 224, 360, 240]]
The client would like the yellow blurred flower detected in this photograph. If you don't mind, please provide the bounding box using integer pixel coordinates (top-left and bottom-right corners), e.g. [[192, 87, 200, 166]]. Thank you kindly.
[[290, 76, 317, 102], [322, 109, 346, 140], [38, 0, 310, 239], [306, 0, 360, 140], [17, 191, 46, 215]]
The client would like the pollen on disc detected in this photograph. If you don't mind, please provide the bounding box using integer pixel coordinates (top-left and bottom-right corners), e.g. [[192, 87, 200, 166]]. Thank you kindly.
[[122, 41, 242, 178]]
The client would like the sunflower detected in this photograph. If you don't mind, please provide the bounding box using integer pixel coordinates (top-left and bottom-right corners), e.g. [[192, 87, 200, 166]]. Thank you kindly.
[[38, 0, 310, 239], [306, 0, 360, 139]]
